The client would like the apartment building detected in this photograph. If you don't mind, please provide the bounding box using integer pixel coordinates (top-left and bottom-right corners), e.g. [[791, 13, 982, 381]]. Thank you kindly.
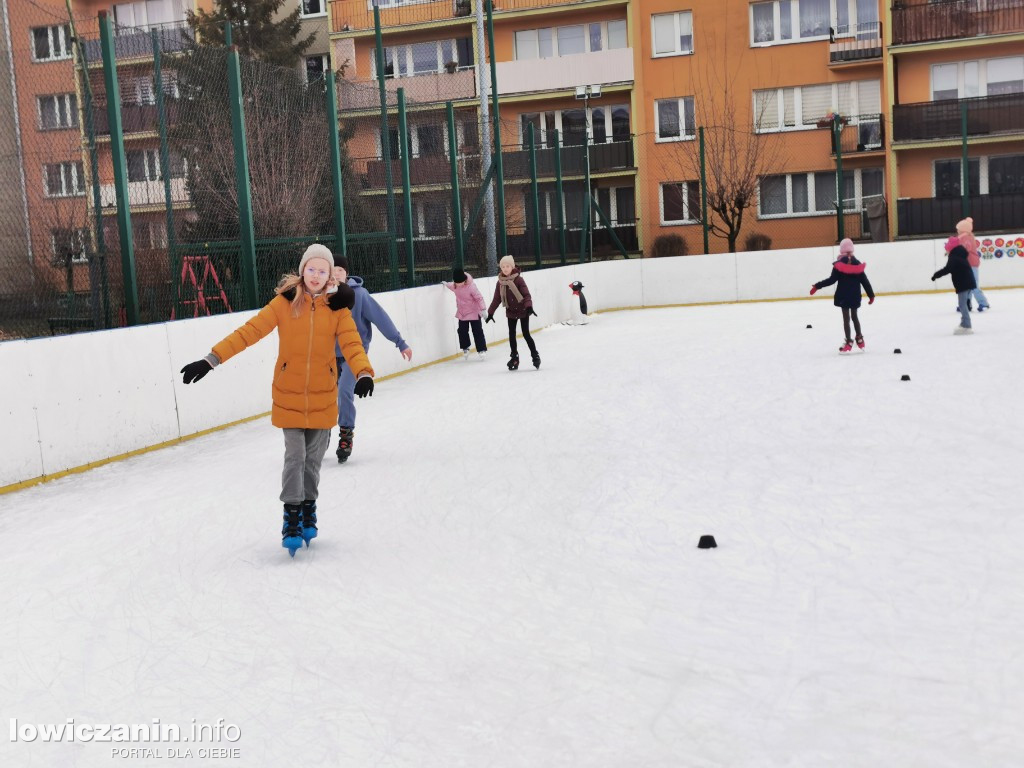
[[328, 0, 1022, 258]]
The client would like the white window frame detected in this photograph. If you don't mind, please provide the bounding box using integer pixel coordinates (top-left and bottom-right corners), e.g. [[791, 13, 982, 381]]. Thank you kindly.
[[531, 184, 635, 230], [31, 25, 71, 62], [37, 93, 79, 130], [651, 11, 694, 58], [300, 0, 327, 17], [932, 153, 1024, 196], [377, 121, 454, 160], [750, 0, 837, 47], [654, 97, 696, 143], [373, 38, 469, 78], [757, 167, 882, 219], [43, 162, 85, 198], [50, 227, 90, 264], [753, 79, 881, 133], [930, 56, 1024, 100], [126, 148, 162, 182], [415, 198, 451, 238], [514, 20, 627, 61], [122, 76, 156, 106], [305, 54, 328, 83], [519, 106, 630, 146], [659, 181, 700, 225]]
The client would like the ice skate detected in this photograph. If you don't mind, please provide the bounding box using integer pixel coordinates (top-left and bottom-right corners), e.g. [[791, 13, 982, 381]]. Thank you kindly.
[[281, 503, 304, 557], [839, 339, 853, 354], [531, 351, 541, 369], [507, 353, 519, 371], [301, 499, 317, 545], [336, 427, 354, 463], [477, 350, 487, 360], [954, 326, 974, 335], [461, 349, 470, 361], [855, 335, 865, 350]]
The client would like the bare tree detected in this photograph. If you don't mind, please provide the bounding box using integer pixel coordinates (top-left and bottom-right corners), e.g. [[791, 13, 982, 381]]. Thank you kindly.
[[662, 34, 788, 253]]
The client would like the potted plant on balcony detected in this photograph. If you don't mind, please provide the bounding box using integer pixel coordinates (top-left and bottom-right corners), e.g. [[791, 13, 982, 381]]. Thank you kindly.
[[444, 60, 459, 74], [816, 111, 848, 128]]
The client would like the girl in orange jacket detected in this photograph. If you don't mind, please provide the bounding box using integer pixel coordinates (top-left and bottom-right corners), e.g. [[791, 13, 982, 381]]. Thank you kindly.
[[180, 244, 374, 556]]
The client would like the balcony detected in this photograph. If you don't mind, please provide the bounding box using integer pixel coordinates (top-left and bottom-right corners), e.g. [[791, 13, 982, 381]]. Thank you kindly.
[[503, 139, 634, 179], [493, 48, 633, 96], [892, 93, 1024, 143], [363, 154, 482, 188], [82, 21, 190, 65], [93, 102, 181, 136], [100, 178, 189, 209], [830, 114, 885, 154], [329, 0, 473, 34], [892, 0, 1024, 46], [337, 69, 477, 112], [508, 223, 638, 261], [897, 193, 1024, 236], [828, 22, 882, 65]]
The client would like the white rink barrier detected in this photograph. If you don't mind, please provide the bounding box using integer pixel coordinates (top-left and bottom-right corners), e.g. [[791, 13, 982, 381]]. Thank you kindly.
[[2, 235, 1021, 489]]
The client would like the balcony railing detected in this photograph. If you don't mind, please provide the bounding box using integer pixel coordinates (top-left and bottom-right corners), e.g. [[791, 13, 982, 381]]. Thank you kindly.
[[493, 48, 633, 96], [892, 93, 1024, 142], [828, 21, 882, 64], [337, 69, 477, 112], [82, 21, 190, 64], [508, 223, 638, 261], [830, 114, 885, 154], [892, 0, 1024, 46], [100, 178, 189, 209], [897, 193, 1024, 236], [329, 0, 472, 34], [93, 102, 181, 136]]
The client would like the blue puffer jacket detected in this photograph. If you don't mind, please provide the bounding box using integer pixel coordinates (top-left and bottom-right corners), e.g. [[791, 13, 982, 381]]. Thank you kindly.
[[334, 275, 409, 357]]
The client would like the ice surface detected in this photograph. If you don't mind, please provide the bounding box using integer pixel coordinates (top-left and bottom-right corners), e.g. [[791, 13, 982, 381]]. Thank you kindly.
[[2, 291, 1023, 767]]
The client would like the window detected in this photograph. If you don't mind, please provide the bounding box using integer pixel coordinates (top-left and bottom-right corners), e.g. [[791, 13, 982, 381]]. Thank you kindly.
[[301, 0, 324, 16], [758, 168, 882, 217], [934, 158, 980, 197], [660, 181, 700, 225], [126, 149, 161, 182], [31, 25, 71, 62], [750, 0, 840, 45], [931, 57, 1024, 99], [38, 94, 78, 130], [519, 106, 630, 147], [754, 80, 881, 132], [376, 38, 474, 78], [652, 12, 693, 57], [44, 162, 85, 197], [989, 155, 1024, 195], [655, 97, 695, 142], [416, 125, 444, 157], [528, 184, 635, 229], [113, 0, 186, 28], [514, 21, 626, 60], [419, 200, 449, 237], [122, 76, 155, 106], [133, 220, 168, 250], [306, 54, 327, 83], [51, 228, 89, 264]]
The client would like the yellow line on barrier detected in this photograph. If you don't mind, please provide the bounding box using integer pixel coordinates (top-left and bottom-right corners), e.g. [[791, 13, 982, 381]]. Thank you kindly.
[[3, 284, 1021, 496]]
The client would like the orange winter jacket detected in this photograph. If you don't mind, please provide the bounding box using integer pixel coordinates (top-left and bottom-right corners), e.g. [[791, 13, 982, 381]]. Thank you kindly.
[[211, 292, 373, 429]]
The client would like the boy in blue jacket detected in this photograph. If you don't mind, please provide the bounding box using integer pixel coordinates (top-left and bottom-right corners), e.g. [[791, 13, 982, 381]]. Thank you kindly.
[[331, 255, 413, 462]]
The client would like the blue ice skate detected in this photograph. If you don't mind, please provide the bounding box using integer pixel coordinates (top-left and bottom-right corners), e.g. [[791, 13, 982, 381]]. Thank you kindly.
[[301, 500, 318, 546], [282, 503, 304, 557]]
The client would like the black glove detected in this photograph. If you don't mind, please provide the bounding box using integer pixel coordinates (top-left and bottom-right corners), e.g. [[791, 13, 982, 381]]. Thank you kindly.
[[180, 359, 212, 384], [529, 308, 538, 317], [485, 314, 494, 323], [327, 283, 356, 311], [354, 376, 374, 398], [930, 275, 937, 282]]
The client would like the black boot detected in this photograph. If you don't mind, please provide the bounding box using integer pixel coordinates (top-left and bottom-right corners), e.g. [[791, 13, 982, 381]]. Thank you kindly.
[[507, 352, 519, 371], [336, 427, 354, 463], [301, 499, 317, 545], [531, 350, 541, 369], [282, 503, 303, 556]]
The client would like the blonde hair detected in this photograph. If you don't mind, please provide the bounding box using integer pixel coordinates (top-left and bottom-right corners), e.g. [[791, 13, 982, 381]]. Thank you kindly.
[[275, 273, 306, 317]]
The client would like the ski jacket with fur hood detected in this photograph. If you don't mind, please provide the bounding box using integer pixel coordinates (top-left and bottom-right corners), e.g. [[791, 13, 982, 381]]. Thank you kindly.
[[210, 290, 372, 430], [813, 256, 875, 309]]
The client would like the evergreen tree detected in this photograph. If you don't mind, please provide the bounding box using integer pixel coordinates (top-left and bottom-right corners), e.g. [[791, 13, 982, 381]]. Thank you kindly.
[[187, 0, 315, 67]]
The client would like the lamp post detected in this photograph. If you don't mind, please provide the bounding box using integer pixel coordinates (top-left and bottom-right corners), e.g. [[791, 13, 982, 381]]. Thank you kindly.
[[575, 84, 602, 262]]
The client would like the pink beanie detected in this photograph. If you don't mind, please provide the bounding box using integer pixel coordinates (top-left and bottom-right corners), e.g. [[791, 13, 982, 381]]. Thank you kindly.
[[956, 217, 973, 235], [838, 238, 854, 256], [944, 236, 961, 252]]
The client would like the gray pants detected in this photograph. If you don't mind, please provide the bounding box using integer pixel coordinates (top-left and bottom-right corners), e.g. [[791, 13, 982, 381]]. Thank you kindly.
[[280, 428, 331, 504]]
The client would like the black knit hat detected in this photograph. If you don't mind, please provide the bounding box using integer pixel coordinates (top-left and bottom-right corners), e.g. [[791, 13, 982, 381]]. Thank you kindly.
[[333, 253, 350, 274], [452, 267, 467, 283]]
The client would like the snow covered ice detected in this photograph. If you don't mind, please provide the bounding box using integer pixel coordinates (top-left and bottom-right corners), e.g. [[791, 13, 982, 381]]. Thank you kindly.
[[2, 290, 1023, 767]]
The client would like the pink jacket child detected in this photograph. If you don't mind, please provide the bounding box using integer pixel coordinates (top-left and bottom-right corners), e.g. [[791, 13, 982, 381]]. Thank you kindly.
[[443, 267, 488, 357], [956, 217, 990, 310]]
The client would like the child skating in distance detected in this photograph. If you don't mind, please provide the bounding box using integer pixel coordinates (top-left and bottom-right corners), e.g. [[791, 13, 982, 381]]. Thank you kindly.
[[810, 238, 875, 354], [443, 266, 488, 360], [932, 237, 977, 335], [486, 255, 540, 370], [179, 244, 374, 556], [956, 217, 990, 312]]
